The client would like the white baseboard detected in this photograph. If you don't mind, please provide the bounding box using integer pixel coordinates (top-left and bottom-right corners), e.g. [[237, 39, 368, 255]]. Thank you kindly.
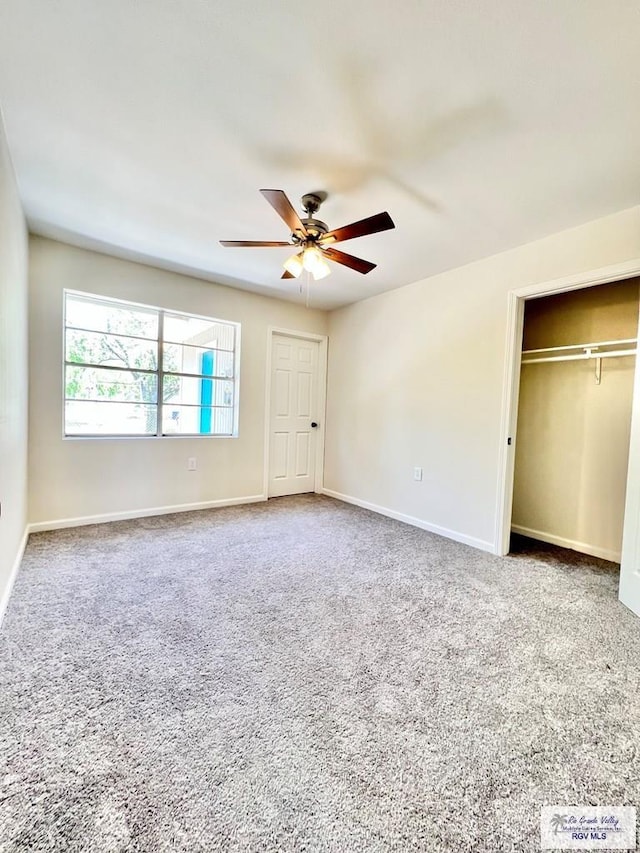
[[511, 524, 621, 563], [321, 488, 495, 553], [28, 494, 267, 534], [0, 527, 29, 629]]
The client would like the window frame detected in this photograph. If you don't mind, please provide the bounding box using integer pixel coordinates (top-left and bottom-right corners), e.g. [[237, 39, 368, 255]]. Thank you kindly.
[[62, 289, 241, 439]]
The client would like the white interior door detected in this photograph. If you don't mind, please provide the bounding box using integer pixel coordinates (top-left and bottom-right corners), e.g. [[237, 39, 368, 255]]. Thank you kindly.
[[268, 334, 320, 497]]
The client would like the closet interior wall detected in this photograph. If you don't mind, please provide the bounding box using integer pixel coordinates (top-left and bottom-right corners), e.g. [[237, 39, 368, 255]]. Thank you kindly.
[[512, 278, 640, 562]]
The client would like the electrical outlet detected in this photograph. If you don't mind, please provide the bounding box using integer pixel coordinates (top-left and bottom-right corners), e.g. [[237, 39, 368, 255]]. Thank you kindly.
[[188, 457, 197, 471], [413, 467, 423, 481]]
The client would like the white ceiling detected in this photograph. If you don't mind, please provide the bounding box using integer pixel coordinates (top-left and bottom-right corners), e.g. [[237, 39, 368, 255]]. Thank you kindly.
[[1, 0, 639, 309]]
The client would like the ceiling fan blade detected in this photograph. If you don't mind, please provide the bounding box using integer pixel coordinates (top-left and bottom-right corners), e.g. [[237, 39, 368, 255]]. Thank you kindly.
[[220, 240, 292, 247], [322, 247, 376, 274], [260, 189, 308, 237], [282, 270, 295, 279], [321, 211, 395, 245]]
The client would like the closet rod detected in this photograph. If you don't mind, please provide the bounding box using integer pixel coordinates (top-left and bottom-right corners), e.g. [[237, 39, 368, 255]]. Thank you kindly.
[[522, 349, 637, 365], [522, 337, 637, 356]]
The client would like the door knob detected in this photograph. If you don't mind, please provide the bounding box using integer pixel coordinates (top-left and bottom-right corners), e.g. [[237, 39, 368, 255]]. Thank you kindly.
[[311, 422, 318, 428]]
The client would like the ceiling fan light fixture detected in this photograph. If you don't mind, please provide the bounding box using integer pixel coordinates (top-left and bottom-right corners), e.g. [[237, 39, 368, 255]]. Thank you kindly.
[[301, 244, 331, 279], [301, 244, 323, 273], [311, 257, 331, 280], [283, 252, 303, 278]]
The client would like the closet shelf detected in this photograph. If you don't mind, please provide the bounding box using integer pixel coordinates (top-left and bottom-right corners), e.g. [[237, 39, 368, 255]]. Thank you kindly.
[[522, 337, 637, 365]]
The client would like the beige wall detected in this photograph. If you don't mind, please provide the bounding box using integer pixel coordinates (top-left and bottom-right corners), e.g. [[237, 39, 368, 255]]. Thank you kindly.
[[28, 237, 327, 526], [512, 280, 640, 560], [324, 206, 640, 552], [0, 113, 29, 617]]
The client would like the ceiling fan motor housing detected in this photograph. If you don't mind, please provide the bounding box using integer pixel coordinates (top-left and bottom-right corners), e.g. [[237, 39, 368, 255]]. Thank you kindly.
[[294, 218, 328, 243]]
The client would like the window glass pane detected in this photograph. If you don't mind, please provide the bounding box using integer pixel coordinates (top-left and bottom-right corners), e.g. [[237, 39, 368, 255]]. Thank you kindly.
[[163, 375, 233, 407], [66, 365, 158, 404], [66, 293, 158, 339], [65, 401, 157, 435], [66, 329, 157, 371], [164, 314, 235, 351], [162, 405, 234, 436], [163, 344, 234, 378]]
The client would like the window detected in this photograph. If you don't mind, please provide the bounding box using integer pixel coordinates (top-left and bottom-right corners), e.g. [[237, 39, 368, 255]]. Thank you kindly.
[[64, 291, 240, 437]]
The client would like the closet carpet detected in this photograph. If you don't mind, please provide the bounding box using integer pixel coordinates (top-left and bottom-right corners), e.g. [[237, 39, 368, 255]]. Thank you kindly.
[[1, 495, 639, 852]]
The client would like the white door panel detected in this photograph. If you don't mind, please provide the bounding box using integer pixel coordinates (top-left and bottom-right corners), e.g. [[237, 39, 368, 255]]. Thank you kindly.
[[297, 372, 312, 416], [272, 432, 288, 480], [275, 370, 291, 417], [295, 431, 311, 477], [269, 334, 319, 497]]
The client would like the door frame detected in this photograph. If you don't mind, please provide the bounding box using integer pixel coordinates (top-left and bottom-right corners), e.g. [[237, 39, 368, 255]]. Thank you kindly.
[[494, 258, 640, 615], [495, 258, 640, 569], [263, 327, 329, 498]]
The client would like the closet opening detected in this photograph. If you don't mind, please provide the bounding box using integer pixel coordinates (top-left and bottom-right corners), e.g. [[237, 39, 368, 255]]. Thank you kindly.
[[506, 278, 640, 582]]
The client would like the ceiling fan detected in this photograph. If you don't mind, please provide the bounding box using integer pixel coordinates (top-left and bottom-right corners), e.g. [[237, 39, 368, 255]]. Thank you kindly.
[[220, 189, 395, 281]]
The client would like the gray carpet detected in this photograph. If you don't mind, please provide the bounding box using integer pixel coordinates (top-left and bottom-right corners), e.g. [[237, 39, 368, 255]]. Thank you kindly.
[[1, 495, 640, 852]]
